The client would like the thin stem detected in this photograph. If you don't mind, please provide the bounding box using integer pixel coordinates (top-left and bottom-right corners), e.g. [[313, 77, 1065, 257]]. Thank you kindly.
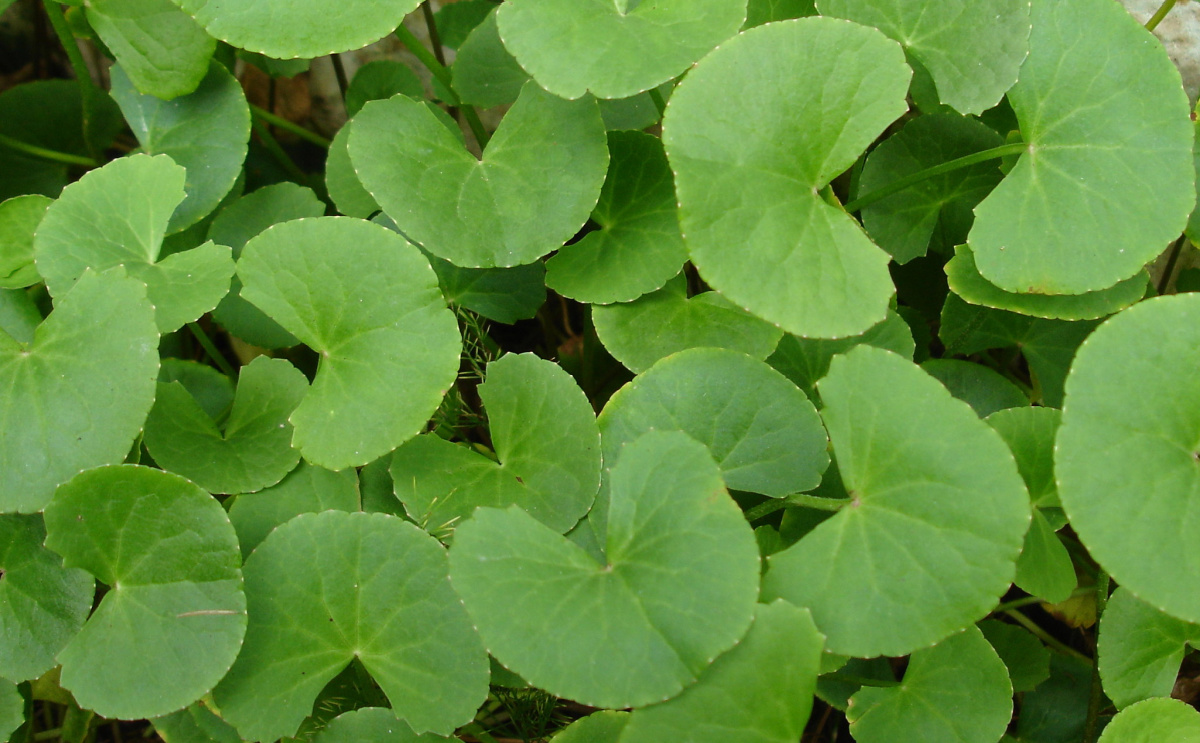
[[0, 132, 96, 166], [394, 22, 491, 148], [843, 142, 1028, 213], [187, 322, 236, 377], [420, 1, 448, 68], [1157, 235, 1187, 294], [743, 493, 850, 522], [994, 586, 1092, 614], [252, 117, 310, 183], [250, 105, 332, 148], [330, 53, 350, 102], [1146, 0, 1178, 31], [648, 87, 666, 119], [1083, 571, 1111, 743], [43, 2, 95, 90], [1003, 609, 1092, 664]]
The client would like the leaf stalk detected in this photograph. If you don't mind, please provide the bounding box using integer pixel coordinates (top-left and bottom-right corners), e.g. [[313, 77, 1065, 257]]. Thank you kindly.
[[1146, 0, 1178, 32], [393, 23, 491, 148], [0, 132, 97, 167]]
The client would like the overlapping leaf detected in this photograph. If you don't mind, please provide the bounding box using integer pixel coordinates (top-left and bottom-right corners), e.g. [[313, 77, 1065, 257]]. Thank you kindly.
[[227, 461, 359, 558], [978, 619, 1050, 693], [451, 9, 529, 109], [1098, 588, 1200, 710], [767, 311, 914, 401], [921, 358, 1028, 417], [87, 0, 215, 100], [314, 708, 450, 743], [1096, 698, 1200, 742], [663, 18, 909, 338], [0, 194, 50, 289]]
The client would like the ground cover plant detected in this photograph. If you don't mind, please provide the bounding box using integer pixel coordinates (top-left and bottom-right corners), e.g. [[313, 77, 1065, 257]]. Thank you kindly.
[[3, 0, 1200, 740]]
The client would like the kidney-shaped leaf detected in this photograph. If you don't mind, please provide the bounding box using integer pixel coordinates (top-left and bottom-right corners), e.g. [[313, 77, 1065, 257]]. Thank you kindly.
[[664, 18, 909, 338], [1058, 294, 1200, 622], [237, 217, 461, 471], [0, 269, 158, 513], [449, 431, 760, 709], [350, 83, 608, 268], [763, 346, 1030, 657], [496, 0, 746, 100], [212, 511, 489, 741], [968, 0, 1194, 295], [1099, 587, 1200, 711], [43, 465, 246, 720], [1097, 698, 1200, 743]]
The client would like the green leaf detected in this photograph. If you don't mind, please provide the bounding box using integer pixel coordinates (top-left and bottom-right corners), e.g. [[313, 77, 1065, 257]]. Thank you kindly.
[[0, 269, 158, 513], [763, 346, 1030, 657], [227, 461, 359, 559], [847, 625, 1013, 742], [550, 711, 629, 743], [144, 356, 307, 494], [0, 680, 20, 743], [986, 406, 1061, 508], [451, 9, 530, 109], [350, 82, 608, 268], [172, 0, 420, 59], [434, 0, 495, 49], [946, 244, 1149, 321], [1056, 294, 1200, 622], [43, 465, 246, 720], [598, 348, 829, 500], [1098, 587, 1200, 710], [592, 275, 783, 373], [159, 358, 233, 420], [34, 154, 234, 333], [0, 288, 40, 346], [818, 0, 1029, 115], [619, 601, 824, 743], [968, 0, 1194, 295], [237, 217, 461, 470], [1017, 654, 1092, 742], [212, 511, 489, 740], [391, 353, 600, 536], [325, 123, 380, 220], [345, 61, 423, 119], [209, 182, 325, 349], [423, 251, 546, 324], [152, 702, 242, 743], [0, 515, 93, 682], [546, 131, 687, 304], [858, 114, 1004, 264], [111, 61, 250, 233], [745, 0, 815, 26], [1097, 698, 1200, 743], [1013, 508, 1076, 604], [313, 708, 450, 743], [0, 195, 50, 289], [87, 0, 215, 100], [495, 0, 746, 100], [663, 18, 909, 338], [978, 619, 1050, 694], [920, 358, 1028, 418], [448, 431, 760, 709]]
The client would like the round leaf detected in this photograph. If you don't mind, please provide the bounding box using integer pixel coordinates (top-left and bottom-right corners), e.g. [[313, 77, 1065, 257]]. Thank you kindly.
[[1099, 587, 1200, 710], [314, 708, 449, 743], [87, 0, 215, 100], [0, 269, 158, 513], [663, 18, 909, 338], [237, 217, 461, 470], [325, 122, 380, 220], [0, 194, 50, 289], [968, 0, 1194, 294], [551, 711, 629, 743], [43, 465, 246, 720], [227, 461, 359, 559], [495, 0, 747, 100], [1097, 698, 1200, 743], [212, 511, 488, 741], [449, 431, 760, 709], [1057, 294, 1200, 622], [451, 9, 530, 109], [350, 82, 608, 268], [763, 346, 1030, 657], [344, 61, 423, 119]]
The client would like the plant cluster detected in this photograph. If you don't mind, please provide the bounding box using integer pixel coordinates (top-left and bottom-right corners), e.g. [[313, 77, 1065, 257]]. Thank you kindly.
[[2, 0, 1200, 741]]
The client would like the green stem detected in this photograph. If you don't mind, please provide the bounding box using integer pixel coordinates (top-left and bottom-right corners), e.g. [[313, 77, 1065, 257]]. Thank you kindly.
[[250, 105, 332, 148], [420, 1, 448, 68], [994, 586, 1093, 614], [252, 117, 309, 183], [1083, 571, 1111, 743], [1157, 235, 1187, 294], [0, 132, 96, 166], [330, 53, 350, 102], [1146, 0, 1178, 31], [1003, 609, 1092, 664], [33, 729, 62, 742], [393, 23, 491, 148], [843, 142, 1028, 213], [743, 493, 850, 521], [187, 322, 236, 377], [43, 2, 95, 91]]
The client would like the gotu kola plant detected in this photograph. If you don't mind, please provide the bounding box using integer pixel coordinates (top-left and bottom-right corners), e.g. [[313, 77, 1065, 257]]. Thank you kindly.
[[1, 0, 1199, 740]]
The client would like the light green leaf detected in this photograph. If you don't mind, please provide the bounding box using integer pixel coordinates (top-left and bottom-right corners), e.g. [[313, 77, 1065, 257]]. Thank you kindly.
[[0, 680, 19, 743], [325, 123, 380, 220], [144, 356, 307, 494], [598, 348, 829, 500], [1097, 698, 1200, 743], [592, 276, 783, 373], [391, 353, 600, 536], [1099, 587, 1200, 710], [87, 0, 214, 100], [314, 708, 449, 743], [550, 712, 629, 743], [350, 82, 608, 268], [0, 269, 158, 513], [209, 182, 324, 349], [986, 406, 1061, 508], [227, 461, 359, 559], [451, 9, 529, 109], [546, 131, 687, 304], [448, 431, 760, 709], [663, 18, 909, 338], [172, 0, 420, 58], [43, 465, 246, 720], [921, 358, 1028, 418], [212, 511, 488, 741], [946, 244, 1149, 320], [496, 0, 746, 100], [968, 0, 1194, 294], [0, 289, 39, 346], [763, 346, 1030, 657], [620, 601, 823, 743], [1057, 294, 1200, 622], [978, 619, 1050, 694], [858, 114, 1004, 263], [345, 61, 423, 119], [818, 0, 1029, 115], [435, 0, 494, 49], [0, 515, 93, 682], [152, 702, 242, 743], [111, 61, 250, 233], [0, 195, 50, 289], [847, 626, 1013, 743], [237, 217, 461, 470]]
